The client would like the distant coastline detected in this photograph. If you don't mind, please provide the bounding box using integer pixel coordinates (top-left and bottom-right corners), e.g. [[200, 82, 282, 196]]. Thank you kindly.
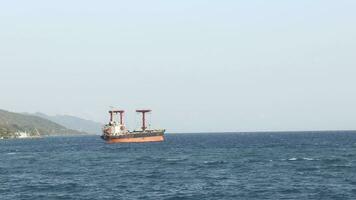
[[0, 109, 88, 139]]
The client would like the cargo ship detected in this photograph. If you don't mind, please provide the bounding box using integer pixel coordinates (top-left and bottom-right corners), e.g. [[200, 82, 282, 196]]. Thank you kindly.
[[101, 109, 165, 143]]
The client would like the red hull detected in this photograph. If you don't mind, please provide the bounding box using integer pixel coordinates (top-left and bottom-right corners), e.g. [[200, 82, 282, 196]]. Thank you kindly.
[[106, 135, 164, 143]]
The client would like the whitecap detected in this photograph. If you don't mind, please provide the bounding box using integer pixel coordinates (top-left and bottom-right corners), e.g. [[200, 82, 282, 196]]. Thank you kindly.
[[303, 157, 315, 161], [288, 158, 297, 161], [7, 152, 16, 155], [203, 160, 225, 164]]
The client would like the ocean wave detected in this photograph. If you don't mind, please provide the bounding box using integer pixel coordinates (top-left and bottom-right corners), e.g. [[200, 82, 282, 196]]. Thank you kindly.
[[286, 157, 316, 161], [321, 157, 345, 163], [302, 157, 315, 161], [165, 158, 188, 162], [203, 160, 226, 165], [333, 164, 352, 168]]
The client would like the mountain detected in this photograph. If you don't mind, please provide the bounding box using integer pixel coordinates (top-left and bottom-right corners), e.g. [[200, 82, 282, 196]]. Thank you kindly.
[[33, 113, 102, 135], [0, 109, 85, 138]]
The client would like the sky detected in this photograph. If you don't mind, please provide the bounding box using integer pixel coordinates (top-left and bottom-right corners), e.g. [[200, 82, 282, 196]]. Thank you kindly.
[[0, 0, 356, 132]]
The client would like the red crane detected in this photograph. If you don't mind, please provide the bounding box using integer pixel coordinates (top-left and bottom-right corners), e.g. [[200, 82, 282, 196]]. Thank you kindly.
[[109, 110, 125, 124], [136, 109, 151, 131]]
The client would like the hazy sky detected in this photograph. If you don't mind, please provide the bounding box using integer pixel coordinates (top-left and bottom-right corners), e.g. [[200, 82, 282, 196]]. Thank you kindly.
[[1, 0, 355, 132]]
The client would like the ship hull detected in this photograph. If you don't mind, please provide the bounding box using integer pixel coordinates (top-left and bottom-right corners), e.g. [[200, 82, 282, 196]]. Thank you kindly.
[[101, 131, 165, 143], [104, 135, 164, 143]]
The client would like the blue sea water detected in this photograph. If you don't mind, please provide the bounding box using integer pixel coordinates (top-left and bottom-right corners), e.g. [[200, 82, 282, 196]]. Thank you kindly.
[[1, 132, 356, 200]]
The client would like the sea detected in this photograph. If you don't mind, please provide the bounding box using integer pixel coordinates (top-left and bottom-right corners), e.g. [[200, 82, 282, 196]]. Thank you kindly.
[[1, 132, 356, 200]]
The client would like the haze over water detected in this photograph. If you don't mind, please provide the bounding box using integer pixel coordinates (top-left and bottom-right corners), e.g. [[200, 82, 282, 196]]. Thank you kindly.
[[1, 132, 356, 199]]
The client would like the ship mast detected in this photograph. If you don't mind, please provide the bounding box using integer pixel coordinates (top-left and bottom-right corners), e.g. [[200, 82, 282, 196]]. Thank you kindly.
[[109, 110, 125, 125], [136, 109, 151, 131], [109, 110, 114, 122]]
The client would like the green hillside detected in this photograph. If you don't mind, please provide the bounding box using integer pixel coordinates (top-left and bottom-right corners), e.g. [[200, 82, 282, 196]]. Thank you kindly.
[[0, 109, 85, 138]]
